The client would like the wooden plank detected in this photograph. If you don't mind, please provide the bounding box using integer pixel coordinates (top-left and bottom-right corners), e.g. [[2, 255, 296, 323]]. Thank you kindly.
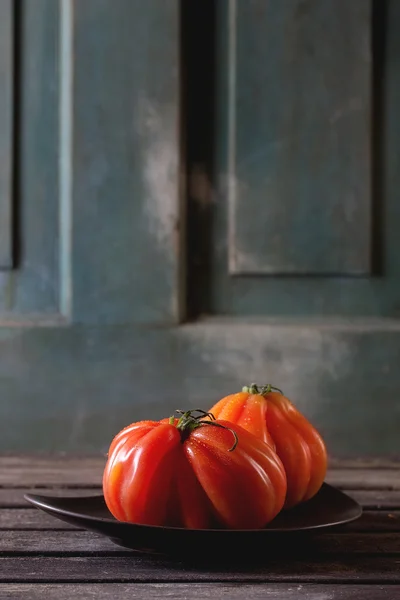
[[341, 511, 400, 533], [0, 488, 101, 508], [1, 583, 399, 600], [1, 456, 399, 488], [211, 0, 400, 316], [0, 457, 105, 485], [1, 530, 399, 555], [0, 322, 400, 455], [0, 556, 399, 583], [328, 458, 400, 469], [0, 0, 13, 269], [327, 470, 400, 490], [348, 490, 400, 510], [0, 530, 117, 553], [2, 456, 399, 471], [1, 508, 399, 533], [0, 509, 79, 529], [4, 456, 397, 469], [227, 0, 371, 275], [72, 0, 182, 324], [2, 488, 400, 511]]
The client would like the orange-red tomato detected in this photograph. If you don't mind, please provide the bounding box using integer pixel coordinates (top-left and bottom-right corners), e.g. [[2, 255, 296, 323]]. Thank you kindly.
[[103, 410, 287, 529], [208, 385, 328, 508]]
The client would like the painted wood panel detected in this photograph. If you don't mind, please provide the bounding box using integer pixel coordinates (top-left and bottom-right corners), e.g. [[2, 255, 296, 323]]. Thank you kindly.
[[0, 0, 182, 324], [0, 320, 399, 456], [210, 0, 400, 316], [228, 0, 371, 275], [72, 0, 182, 324], [0, 0, 13, 269], [0, 0, 60, 319]]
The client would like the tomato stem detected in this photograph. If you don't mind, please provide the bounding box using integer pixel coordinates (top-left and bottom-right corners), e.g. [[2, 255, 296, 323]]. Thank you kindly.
[[242, 383, 283, 396], [170, 409, 238, 451]]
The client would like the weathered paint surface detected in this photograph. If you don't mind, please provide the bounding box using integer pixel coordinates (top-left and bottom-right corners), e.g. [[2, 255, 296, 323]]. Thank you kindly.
[[1, 1, 400, 458], [0, 0, 181, 324], [211, 0, 400, 317], [0, 0, 13, 269], [0, 321, 399, 457], [0, 0, 59, 316], [72, 0, 182, 324], [227, 0, 371, 275]]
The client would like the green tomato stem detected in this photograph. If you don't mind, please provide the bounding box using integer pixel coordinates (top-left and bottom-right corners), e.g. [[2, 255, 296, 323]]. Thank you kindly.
[[169, 409, 238, 451], [242, 383, 283, 395]]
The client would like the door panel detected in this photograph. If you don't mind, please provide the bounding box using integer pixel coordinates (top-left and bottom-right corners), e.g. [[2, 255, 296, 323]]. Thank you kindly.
[[0, 0, 182, 324], [72, 0, 183, 324], [210, 0, 400, 317], [0, 0, 60, 319], [228, 0, 371, 276]]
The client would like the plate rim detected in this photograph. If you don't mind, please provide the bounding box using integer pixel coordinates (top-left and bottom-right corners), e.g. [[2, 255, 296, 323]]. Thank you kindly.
[[24, 482, 363, 535]]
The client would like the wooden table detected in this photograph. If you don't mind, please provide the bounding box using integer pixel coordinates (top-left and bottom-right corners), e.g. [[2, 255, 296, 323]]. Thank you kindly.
[[1, 457, 399, 599]]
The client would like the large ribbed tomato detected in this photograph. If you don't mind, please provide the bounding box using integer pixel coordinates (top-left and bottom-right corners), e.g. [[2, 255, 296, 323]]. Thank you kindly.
[[208, 385, 328, 508], [103, 410, 287, 529]]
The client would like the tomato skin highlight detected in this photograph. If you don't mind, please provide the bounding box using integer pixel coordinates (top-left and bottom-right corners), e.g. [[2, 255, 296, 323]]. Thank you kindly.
[[209, 388, 328, 508], [103, 415, 287, 529], [209, 392, 275, 449]]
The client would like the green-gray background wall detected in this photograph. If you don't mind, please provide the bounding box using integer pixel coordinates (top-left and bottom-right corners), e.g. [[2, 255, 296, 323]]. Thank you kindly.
[[0, 0, 398, 457]]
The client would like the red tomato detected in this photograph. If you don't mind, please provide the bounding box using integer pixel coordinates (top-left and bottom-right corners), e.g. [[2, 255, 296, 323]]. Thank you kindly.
[[208, 385, 328, 508], [103, 410, 287, 529]]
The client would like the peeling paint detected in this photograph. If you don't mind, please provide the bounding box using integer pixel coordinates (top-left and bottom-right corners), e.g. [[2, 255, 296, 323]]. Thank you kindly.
[[138, 96, 179, 257], [227, 173, 251, 273]]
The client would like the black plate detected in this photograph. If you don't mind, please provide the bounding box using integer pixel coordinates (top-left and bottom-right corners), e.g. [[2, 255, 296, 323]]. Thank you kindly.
[[25, 484, 361, 557]]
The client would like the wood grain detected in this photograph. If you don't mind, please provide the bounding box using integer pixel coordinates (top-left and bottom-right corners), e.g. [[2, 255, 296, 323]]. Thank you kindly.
[[1, 583, 399, 599], [1, 457, 399, 488], [1, 490, 400, 512], [340, 510, 400, 532], [1, 530, 399, 555], [348, 490, 400, 509], [0, 456, 105, 485], [0, 461, 398, 591], [0, 509, 79, 530], [327, 469, 400, 490], [1, 508, 399, 533], [0, 488, 102, 508], [1, 484, 400, 510], [0, 555, 399, 583]]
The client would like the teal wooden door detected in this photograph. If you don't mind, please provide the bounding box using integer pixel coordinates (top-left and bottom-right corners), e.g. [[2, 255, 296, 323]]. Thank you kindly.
[[1, 0, 398, 457]]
